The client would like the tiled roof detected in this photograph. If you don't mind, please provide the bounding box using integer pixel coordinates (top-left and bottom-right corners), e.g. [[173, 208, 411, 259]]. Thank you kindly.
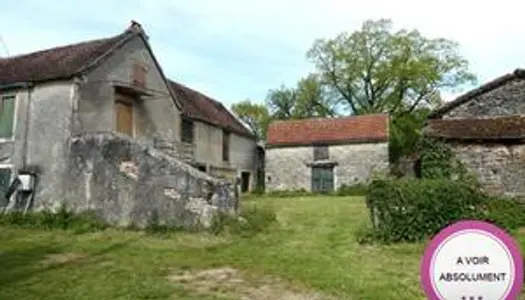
[[429, 69, 525, 119], [0, 32, 131, 86], [424, 116, 525, 140], [266, 114, 390, 147], [168, 80, 254, 138]]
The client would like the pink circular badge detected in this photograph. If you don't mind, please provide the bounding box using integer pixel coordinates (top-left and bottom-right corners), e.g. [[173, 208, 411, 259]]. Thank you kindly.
[[421, 220, 523, 300]]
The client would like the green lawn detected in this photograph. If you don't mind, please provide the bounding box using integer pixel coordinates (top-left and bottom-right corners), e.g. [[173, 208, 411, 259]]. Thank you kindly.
[[0, 196, 523, 299]]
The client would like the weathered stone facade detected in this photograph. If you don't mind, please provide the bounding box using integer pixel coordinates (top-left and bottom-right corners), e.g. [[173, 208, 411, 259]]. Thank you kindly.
[[63, 132, 237, 228], [449, 142, 525, 198], [0, 24, 242, 227], [426, 72, 525, 198], [265, 142, 389, 192]]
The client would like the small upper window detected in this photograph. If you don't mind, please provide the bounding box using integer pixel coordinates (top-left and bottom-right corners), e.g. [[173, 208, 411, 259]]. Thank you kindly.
[[181, 119, 194, 143], [132, 63, 147, 88], [0, 95, 16, 139], [313, 145, 329, 161]]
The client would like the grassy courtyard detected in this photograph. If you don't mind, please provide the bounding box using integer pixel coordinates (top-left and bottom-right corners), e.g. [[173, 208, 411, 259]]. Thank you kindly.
[[0, 195, 523, 300]]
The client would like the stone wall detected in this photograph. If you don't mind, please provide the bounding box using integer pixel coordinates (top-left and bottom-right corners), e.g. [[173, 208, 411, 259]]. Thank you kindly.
[[444, 78, 525, 119], [63, 132, 238, 229], [450, 142, 525, 198], [265, 142, 389, 192], [193, 120, 257, 190]]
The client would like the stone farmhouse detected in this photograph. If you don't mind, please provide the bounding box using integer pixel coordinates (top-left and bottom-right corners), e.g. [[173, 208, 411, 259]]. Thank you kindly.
[[265, 114, 390, 192], [424, 68, 525, 198], [0, 21, 258, 227]]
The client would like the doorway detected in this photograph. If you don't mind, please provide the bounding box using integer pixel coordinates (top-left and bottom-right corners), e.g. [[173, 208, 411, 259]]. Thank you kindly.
[[241, 172, 251, 193]]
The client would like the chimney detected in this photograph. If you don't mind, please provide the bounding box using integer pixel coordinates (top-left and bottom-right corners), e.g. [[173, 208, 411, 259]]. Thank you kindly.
[[128, 20, 149, 40]]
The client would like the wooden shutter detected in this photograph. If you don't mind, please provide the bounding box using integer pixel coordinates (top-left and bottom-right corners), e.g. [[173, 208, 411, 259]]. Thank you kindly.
[[115, 100, 133, 136], [222, 130, 230, 162], [0, 96, 15, 139]]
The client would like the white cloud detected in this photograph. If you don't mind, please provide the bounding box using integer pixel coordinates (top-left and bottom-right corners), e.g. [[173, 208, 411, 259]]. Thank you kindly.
[[1, 0, 525, 105]]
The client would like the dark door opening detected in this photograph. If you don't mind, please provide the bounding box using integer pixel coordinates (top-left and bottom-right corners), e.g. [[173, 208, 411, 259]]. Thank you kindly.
[[241, 172, 251, 193], [197, 165, 206, 172]]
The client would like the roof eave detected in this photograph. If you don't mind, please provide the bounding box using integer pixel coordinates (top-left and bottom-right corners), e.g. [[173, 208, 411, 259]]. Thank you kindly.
[[266, 137, 389, 149], [0, 82, 33, 91], [182, 114, 256, 140]]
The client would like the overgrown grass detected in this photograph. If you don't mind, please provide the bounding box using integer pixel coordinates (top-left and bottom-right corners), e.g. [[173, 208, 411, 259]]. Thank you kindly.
[[1, 196, 524, 299], [0, 205, 107, 234]]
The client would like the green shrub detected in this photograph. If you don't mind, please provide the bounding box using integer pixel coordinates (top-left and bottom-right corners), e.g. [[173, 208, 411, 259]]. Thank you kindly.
[[365, 179, 487, 243], [483, 198, 525, 231], [0, 205, 107, 233], [336, 183, 368, 196], [211, 205, 277, 236]]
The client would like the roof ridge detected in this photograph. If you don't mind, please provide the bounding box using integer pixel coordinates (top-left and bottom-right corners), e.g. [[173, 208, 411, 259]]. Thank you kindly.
[[269, 113, 389, 125], [0, 32, 125, 62]]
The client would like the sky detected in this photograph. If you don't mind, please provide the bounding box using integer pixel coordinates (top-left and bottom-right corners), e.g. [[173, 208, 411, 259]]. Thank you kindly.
[[1, 0, 525, 107]]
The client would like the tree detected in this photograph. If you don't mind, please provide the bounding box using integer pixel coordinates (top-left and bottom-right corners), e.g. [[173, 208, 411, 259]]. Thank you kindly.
[[266, 74, 340, 119], [306, 19, 476, 116], [231, 100, 270, 141]]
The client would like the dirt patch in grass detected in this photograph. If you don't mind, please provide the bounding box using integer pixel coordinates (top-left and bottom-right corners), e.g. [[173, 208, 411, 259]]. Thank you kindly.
[[40, 252, 88, 266], [168, 267, 334, 300]]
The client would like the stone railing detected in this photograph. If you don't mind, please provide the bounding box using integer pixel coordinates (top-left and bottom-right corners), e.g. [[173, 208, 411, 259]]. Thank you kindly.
[[153, 137, 195, 163]]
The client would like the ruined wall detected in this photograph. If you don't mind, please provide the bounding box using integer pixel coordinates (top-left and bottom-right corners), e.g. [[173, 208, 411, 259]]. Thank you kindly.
[[265, 142, 389, 192], [443, 78, 525, 119], [451, 143, 525, 198], [63, 132, 237, 228]]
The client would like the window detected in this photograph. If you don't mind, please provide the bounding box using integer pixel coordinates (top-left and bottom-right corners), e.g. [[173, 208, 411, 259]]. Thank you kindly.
[[181, 119, 194, 143], [222, 130, 230, 162], [0, 95, 15, 139], [311, 166, 334, 193], [132, 63, 147, 88], [313, 145, 329, 161], [115, 93, 134, 136]]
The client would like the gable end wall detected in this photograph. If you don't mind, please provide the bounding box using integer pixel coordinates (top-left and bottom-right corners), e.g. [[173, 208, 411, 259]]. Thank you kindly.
[[443, 78, 525, 119]]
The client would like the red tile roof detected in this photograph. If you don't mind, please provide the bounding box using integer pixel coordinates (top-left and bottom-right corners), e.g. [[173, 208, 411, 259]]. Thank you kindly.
[[0, 32, 130, 86], [168, 80, 254, 138], [424, 116, 525, 140], [266, 114, 390, 147]]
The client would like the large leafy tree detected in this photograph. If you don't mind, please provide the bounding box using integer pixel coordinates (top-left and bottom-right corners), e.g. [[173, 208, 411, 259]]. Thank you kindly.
[[231, 100, 270, 141], [305, 19, 476, 162], [266, 74, 340, 119], [306, 19, 476, 116]]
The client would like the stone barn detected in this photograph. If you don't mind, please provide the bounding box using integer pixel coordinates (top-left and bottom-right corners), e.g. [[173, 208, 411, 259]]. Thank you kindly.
[[265, 114, 390, 193], [425, 68, 525, 198]]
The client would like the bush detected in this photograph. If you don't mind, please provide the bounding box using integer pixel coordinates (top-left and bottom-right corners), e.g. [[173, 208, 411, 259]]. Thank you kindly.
[[365, 178, 487, 243], [0, 205, 107, 233], [210, 205, 277, 236], [483, 197, 525, 231]]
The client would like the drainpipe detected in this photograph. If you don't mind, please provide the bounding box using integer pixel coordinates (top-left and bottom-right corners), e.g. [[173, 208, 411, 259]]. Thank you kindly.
[[21, 84, 33, 169]]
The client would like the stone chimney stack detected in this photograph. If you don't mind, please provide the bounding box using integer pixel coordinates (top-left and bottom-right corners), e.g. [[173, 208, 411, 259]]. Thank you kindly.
[[128, 20, 149, 40]]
